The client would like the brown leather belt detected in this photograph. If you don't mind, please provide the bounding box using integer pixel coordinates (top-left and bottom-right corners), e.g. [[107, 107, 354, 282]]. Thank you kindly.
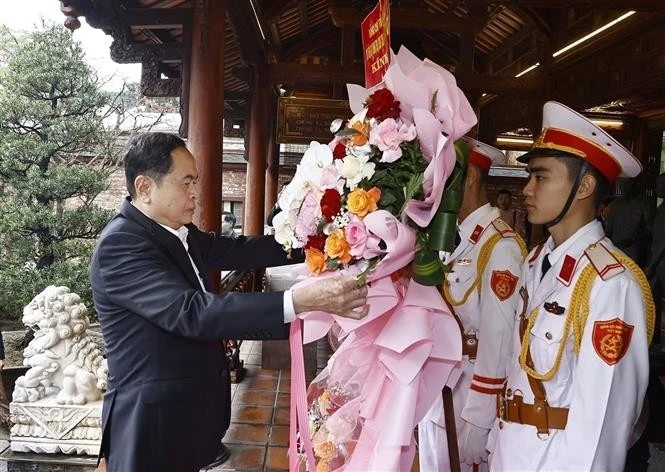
[[497, 390, 569, 433], [462, 331, 478, 360]]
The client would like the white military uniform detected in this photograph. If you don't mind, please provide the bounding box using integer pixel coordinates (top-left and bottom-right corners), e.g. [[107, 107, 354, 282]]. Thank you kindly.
[[420, 203, 525, 471], [488, 100, 652, 472], [489, 220, 650, 471]]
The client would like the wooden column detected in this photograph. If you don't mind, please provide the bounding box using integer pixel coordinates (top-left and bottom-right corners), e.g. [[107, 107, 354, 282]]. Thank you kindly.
[[244, 65, 268, 235], [187, 0, 224, 233], [265, 94, 280, 216]]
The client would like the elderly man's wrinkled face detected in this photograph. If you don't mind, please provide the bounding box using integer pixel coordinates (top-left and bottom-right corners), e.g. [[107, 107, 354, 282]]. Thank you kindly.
[[144, 147, 198, 229]]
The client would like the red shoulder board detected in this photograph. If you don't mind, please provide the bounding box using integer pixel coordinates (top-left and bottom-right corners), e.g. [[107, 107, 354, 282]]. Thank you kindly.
[[585, 242, 625, 280], [592, 318, 634, 366], [469, 224, 484, 244], [491, 218, 516, 237], [491, 270, 519, 301]]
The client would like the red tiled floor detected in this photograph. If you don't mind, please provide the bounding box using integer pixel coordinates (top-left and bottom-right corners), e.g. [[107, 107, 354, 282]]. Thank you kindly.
[[231, 405, 274, 424], [268, 425, 289, 447], [218, 444, 265, 471], [275, 392, 290, 407], [238, 377, 278, 391], [277, 379, 290, 393], [213, 340, 424, 471], [234, 389, 278, 406], [265, 446, 289, 471], [273, 407, 290, 426], [225, 423, 270, 445]]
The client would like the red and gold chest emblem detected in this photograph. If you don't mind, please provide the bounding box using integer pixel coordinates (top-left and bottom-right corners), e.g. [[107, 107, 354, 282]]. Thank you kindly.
[[592, 318, 634, 366], [490, 270, 518, 301]]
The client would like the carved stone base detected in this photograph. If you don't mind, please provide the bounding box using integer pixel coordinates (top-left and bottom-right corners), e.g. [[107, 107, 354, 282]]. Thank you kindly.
[[0, 449, 98, 472], [9, 398, 102, 456]]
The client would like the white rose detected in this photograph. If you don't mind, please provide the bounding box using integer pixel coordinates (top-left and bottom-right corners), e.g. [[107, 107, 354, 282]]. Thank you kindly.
[[340, 154, 375, 190]]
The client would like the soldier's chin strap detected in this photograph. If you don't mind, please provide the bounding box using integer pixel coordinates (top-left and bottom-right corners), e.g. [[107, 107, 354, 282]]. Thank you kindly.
[[545, 161, 590, 228]]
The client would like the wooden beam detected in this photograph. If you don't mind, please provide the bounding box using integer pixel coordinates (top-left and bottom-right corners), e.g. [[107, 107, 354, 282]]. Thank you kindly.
[[226, 0, 264, 65], [225, 91, 249, 101], [329, 6, 487, 33], [117, 8, 191, 28], [262, 0, 298, 23], [298, 0, 309, 38], [464, 0, 664, 10], [263, 63, 541, 94], [277, 27, 339, 62]]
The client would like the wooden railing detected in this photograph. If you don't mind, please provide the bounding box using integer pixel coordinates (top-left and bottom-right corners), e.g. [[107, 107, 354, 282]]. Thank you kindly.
[[219, 269, 264, 382]]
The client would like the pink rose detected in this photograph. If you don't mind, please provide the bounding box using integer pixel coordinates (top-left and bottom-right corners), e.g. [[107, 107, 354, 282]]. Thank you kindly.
[[369, 118, 417, 163], [346, 215, 384, 259], [345, 215, 369, 257]]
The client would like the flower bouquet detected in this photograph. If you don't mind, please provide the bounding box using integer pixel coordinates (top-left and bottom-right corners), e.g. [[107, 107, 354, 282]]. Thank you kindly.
[[276, 46, 477, 471]]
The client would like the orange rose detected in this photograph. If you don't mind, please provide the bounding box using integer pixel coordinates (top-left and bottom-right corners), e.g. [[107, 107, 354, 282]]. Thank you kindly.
[[305, 248, 326, 275], [324, 229, 352, 264], [349, 120, 369, 146], [347, 187, 380, 217], [367, 186, 381, 204]]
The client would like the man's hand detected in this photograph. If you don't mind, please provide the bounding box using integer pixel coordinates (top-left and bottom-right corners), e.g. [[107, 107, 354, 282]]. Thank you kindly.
[[292, 276, 369, 320], [459, 421, 490, 465]]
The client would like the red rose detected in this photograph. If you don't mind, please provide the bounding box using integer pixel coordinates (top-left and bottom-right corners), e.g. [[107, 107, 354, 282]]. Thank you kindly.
[[365, 88, 401, 121], [320, 188, 341, 222], [333, 142, 346, 160], [305, 233, 327, 251]]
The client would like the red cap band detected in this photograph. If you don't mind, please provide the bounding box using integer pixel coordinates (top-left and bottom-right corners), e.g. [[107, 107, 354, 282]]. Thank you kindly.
[[536, 128, 622, 183], [468, 149, 491, 171]]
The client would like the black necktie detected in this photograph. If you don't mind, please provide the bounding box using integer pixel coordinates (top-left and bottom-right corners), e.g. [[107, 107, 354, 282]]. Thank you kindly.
[[541, 254, 552, 280], [454, 232, 461, 247]]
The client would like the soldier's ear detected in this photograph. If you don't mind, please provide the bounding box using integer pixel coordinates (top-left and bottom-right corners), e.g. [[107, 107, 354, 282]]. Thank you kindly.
[[576, 172, 596, 202], [466, 164, 480, 188]]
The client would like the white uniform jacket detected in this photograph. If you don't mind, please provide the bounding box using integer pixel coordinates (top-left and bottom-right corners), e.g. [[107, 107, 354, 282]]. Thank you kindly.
[[420, 204, 525, 470], [489, 219, 650, 471]]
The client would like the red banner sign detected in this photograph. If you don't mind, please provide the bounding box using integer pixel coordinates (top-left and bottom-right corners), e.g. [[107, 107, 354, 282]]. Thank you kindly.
[[361, 0, 391, 88]]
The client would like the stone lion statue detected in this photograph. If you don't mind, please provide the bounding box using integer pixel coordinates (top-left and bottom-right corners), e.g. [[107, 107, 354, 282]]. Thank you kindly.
[[13, 285, 108, 405]]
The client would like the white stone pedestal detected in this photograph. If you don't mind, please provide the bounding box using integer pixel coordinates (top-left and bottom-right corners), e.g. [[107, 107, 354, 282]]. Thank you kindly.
[[9, 398, 102, 456]]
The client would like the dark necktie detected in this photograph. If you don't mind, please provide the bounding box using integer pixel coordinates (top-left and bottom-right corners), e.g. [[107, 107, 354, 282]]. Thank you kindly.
[[541, 254, 552, 280]]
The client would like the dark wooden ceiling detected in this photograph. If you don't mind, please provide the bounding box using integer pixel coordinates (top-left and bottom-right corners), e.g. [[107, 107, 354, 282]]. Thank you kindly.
[[58, 0, 665, 141]]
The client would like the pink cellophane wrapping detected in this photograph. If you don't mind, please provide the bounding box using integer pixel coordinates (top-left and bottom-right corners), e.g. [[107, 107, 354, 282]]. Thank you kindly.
[[289, 211, 462, 471]]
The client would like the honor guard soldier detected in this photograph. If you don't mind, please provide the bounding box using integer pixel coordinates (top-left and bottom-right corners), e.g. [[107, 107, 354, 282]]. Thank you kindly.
[[419, 138, 528, 472], [489, 102, 655, 471]]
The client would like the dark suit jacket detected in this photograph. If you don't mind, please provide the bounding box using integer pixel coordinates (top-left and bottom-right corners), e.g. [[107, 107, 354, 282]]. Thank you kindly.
[[90, 198, 301, 472]]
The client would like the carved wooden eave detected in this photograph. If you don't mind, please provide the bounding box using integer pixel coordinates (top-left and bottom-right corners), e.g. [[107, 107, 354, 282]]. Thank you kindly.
[[57, 0, 665, 139]]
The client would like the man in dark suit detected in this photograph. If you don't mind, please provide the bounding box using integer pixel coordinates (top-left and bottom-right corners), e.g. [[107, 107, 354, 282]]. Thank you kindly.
[[90, 133, 368, 472]]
